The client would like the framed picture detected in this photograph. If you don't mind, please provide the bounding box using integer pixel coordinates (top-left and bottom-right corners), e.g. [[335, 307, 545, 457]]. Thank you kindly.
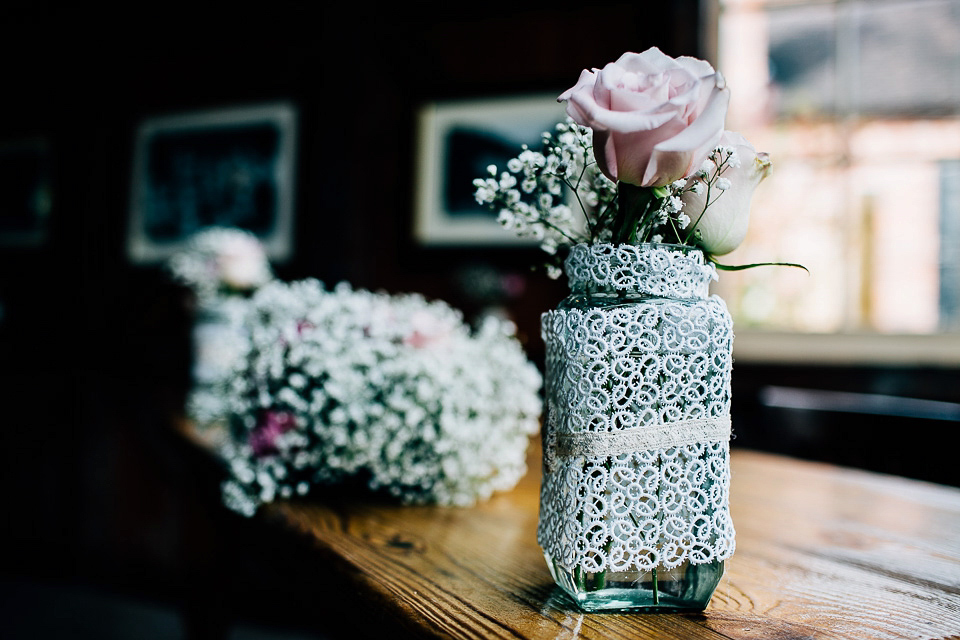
[[414, 94, 566, 246], [0, 138, 53, 248], [127, 102, 297, 263]]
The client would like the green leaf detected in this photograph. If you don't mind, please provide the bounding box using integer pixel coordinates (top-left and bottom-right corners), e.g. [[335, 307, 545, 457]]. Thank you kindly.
[[711, 260, 809, 273]]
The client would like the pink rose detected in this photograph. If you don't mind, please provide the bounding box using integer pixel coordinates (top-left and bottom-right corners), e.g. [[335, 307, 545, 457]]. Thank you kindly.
[[559, 48, 730, 187], [681, 131, 772, 255]]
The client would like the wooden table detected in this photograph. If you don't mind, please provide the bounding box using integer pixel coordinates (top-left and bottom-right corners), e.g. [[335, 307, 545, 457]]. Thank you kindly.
[[240, 436, 960, 639]]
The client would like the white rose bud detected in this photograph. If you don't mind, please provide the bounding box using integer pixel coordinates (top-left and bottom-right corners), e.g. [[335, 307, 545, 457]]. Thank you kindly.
[[680, 131, 772, 255]]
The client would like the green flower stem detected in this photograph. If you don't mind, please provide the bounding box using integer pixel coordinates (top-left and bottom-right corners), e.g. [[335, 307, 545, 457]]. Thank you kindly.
[[592, 199, 618, 243], [614, 183, 657, 245], [666, 215, 683, 245], [594, 456, 615, 591], [564, 177, 595, 238], [684, 152, 732, 245], [595, 536, 614, 590], [683, 180, 714, 246], [576, 508, 586, 590], [538, 217, 584, 245], [653, 383, 665, 607]]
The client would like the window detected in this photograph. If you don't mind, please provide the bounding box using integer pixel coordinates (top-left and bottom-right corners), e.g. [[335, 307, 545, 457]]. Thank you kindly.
[[710, 0, 960, 358]]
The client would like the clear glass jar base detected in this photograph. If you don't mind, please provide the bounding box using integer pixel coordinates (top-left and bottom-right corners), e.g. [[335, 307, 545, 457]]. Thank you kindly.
[[545, 554, 724, 613]]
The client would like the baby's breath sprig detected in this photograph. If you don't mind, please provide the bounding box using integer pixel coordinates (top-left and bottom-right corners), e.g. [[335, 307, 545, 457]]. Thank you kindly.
[[473, 118, 618, 277], [473, 119, 746, 278], [682, 145, 740, 246]]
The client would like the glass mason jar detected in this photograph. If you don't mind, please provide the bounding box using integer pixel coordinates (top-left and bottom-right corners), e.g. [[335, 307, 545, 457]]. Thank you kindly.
[[538, 243, 736, 612], [189, 297, 249, 427]]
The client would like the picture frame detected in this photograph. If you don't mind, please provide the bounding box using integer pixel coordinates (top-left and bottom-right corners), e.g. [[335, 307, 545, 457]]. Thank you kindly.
[[413, 94, 566, 246], [127, 102, 297, 263], [0, 138, 53, 248]]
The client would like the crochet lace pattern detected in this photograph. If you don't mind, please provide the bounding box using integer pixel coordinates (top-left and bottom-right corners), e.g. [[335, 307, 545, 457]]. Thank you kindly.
[[563, 242, 716, 297], [538, 244, 736, 573]]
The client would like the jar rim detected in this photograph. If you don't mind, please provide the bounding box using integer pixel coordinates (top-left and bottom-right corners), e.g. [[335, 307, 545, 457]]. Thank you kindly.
[[564, 242, 717, 297], [571, 241, 704, 254]]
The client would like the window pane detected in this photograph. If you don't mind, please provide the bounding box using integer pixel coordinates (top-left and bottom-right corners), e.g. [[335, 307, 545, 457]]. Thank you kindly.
[[716, 0, 960, 335], [856, 0, 960, 116]]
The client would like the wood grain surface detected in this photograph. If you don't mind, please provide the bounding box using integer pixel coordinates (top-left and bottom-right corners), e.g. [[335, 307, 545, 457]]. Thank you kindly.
[[257, 440, 960, 639]]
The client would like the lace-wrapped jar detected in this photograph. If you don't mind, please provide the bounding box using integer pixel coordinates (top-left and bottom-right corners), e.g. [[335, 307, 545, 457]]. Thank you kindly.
[[538, 243, 735, 612]]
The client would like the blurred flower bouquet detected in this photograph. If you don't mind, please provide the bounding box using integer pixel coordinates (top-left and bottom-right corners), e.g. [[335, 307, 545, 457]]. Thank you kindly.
[[219, 279, 542, 516]]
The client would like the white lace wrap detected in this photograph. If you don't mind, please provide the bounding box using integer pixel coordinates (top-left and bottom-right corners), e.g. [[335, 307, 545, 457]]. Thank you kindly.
[[538, 244, 736, 573], [564, 243, 717, 298]]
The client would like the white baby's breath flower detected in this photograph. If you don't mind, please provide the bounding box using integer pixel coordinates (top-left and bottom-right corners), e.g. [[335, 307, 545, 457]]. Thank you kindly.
[[472, 116, 617, 261], [518, 149, 546, 168], [716, 178, 732, 190], [218, 279, 542, 515], [548, 204, 573, 224], [474, 185, 496, 205]]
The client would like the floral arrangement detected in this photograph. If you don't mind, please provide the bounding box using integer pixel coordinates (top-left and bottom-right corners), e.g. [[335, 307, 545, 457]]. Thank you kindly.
[[218, 279, 542, 516], [474, 48, 800, 275], [167, 227, 274, 304]]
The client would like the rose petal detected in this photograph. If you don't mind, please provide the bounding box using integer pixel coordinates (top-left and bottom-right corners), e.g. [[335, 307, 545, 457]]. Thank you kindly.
[[642, 81, 730, 186], [617, 48, 681, 74], [610, 119, 688, 186], [674, 55, 717, 79], [557, 68, 597, 102], [652, 79, 729, 153], [593, 129, 617, 181]]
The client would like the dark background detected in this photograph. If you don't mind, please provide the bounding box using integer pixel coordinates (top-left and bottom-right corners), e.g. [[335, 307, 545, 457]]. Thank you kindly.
[[0, 3, 956, 638]]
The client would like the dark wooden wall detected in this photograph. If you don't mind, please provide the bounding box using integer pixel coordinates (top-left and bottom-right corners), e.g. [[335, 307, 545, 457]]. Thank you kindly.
[[0, 1, 704, 633]]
